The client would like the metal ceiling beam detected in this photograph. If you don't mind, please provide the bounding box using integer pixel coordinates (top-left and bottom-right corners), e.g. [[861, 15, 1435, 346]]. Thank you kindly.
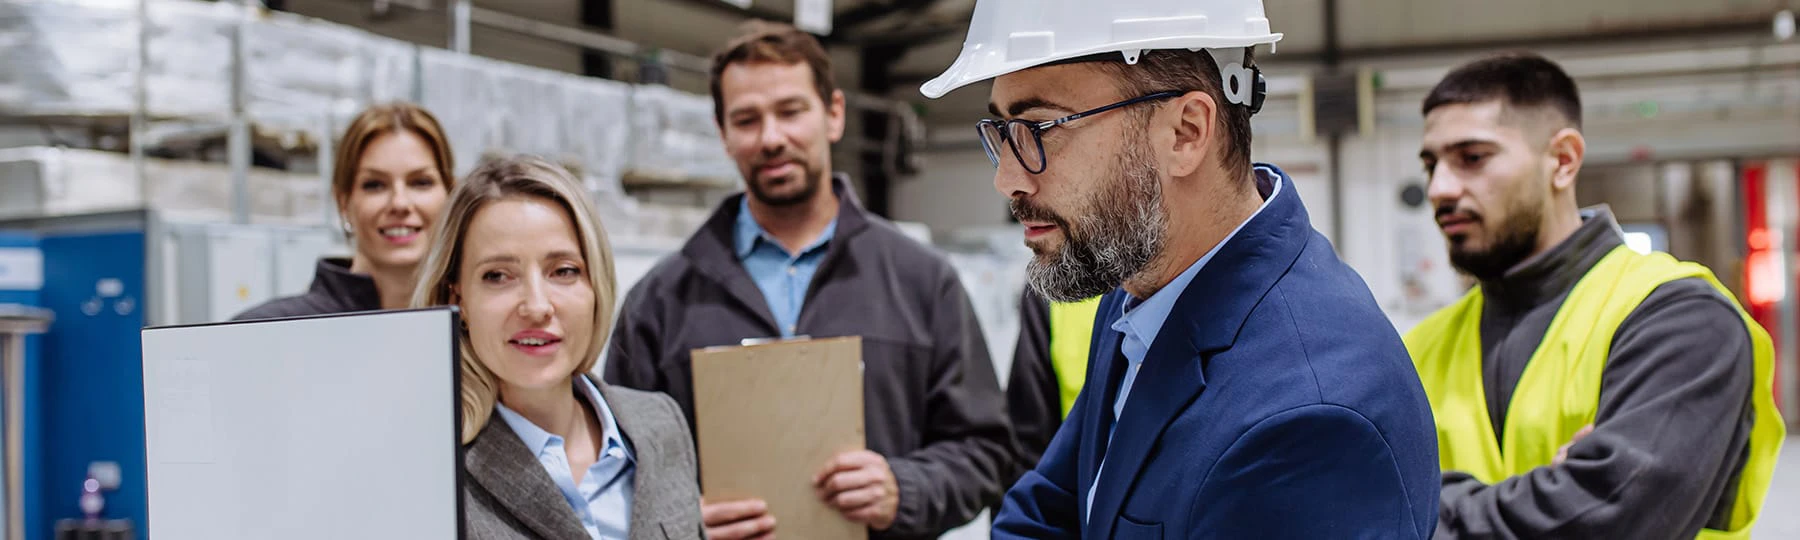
[[857, 43, 910, 217], [1321, 0, 1339, 68], [660, 0, 954, 49], [661, 0, 793, 25], [838, 22, 965, 47], [1267, 15, 1775, 65], [466, 6, 712, 72], [834, 0, 937, 31], [580, 0, 616, 79], [1321, 0, 1344, 249], [1369, 42, 1800, 90]]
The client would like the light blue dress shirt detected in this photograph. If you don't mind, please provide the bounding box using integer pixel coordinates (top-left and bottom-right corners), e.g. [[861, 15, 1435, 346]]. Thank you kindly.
[[735, 196, 837, 338], [494, 377, 636, 540], [1084, 167, 1284, 522]]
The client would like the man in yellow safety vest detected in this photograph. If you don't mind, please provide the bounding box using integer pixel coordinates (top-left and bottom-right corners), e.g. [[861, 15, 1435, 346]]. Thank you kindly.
[[1406, 51, 1785, 539]]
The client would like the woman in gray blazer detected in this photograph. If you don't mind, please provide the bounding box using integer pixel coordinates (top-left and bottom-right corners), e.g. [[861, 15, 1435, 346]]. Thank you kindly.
[[412, 155, 704, 539]]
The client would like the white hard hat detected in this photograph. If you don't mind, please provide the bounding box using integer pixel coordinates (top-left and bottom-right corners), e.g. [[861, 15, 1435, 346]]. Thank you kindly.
[[919, 0, 1284, 100]]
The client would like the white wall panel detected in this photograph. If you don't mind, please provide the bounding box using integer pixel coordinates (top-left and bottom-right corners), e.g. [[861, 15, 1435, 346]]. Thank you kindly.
[[1335, 127, 1464, 331], [1338, 0, 1785, 51], [1252, 135, 1334, 245], [892, 147, 1007, 235]]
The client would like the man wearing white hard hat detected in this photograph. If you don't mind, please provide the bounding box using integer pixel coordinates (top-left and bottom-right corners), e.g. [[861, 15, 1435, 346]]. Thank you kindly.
[[921, 1, 1441, 537]]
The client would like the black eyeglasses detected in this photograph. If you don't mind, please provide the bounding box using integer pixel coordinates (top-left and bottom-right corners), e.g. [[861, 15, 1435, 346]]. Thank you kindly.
[[977, 91, 1184, 175]]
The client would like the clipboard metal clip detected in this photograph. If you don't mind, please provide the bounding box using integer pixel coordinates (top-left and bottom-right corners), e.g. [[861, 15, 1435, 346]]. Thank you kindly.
[[739, 335, 812, 346]]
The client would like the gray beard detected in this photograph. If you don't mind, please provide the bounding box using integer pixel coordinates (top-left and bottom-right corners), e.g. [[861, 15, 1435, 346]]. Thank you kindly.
[[1025, 140, 1168, 303]]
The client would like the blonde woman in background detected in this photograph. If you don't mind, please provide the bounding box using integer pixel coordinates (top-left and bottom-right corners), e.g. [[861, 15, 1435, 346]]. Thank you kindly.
[[235, 101, 456, 320], [412, 155, 702, 539]]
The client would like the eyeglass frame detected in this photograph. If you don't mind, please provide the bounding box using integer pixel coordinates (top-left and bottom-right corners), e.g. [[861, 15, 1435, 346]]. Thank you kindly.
[[976, 90, 1184, 175]]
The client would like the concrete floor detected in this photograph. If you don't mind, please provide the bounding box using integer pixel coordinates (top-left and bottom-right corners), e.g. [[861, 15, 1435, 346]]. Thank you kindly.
[[1756, 435, 1800, 538]]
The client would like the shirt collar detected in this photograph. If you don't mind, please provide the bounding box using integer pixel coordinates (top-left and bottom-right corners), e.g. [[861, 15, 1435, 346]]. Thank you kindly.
[[734, 195, 838, 260], [1482, 205, 1624, 310], [1112, 167, 1285, 353], [732, 196, 762, 258], [492, 377, 634, 463]]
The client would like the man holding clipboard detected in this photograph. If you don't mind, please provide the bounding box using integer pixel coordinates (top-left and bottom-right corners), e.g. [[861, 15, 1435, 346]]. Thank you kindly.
[[604, 21, 1012, 540]]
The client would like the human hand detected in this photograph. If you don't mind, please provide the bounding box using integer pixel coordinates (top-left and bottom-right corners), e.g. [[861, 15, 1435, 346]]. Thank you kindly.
[[702, 498, 776, 540], [814, 450, 900, 531], [1553, 424, 1595, 466]]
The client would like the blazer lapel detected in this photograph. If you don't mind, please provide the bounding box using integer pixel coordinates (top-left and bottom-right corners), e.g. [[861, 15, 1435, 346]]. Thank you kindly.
[[465, 418, 591, 540], [593, 378, 671, 540], [1077, 292, 1126, 523], [1082, 166, 1314, 537], [1081, 327, 1206, 538]]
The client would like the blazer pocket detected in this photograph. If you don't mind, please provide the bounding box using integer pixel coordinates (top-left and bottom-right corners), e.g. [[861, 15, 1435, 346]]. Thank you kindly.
[[1115, 515, 1164, 540]]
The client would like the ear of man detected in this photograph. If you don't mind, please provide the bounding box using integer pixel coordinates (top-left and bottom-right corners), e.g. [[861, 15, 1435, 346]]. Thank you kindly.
[[1165, 90, 1222, 180]]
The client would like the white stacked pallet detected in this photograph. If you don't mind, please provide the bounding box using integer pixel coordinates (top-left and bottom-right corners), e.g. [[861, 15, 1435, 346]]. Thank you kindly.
[[0, 146, 326, 225], [0, 0, 416, 136], [2, 0, 745, 238]]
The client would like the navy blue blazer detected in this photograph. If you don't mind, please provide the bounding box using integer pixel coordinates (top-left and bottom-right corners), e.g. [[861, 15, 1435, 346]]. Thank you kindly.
[[993, 166, 1439, 539]]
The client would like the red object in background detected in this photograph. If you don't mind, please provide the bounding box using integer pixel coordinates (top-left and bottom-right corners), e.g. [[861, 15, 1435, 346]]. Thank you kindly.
[[1742, 161, 1783, 412], [1631, 145, 1654, 162]]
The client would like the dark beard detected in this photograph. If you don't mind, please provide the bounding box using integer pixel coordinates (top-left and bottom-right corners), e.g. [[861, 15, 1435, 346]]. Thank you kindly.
[[1013, 138, 1168, 303], [745, 161, 822, 207], [1445, 204, 1542, 283]]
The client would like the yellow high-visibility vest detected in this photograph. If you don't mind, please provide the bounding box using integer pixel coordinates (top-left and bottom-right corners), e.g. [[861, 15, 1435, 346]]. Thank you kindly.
[[1047, 295, 1104, 419], [1403, 245, 1785, 539]]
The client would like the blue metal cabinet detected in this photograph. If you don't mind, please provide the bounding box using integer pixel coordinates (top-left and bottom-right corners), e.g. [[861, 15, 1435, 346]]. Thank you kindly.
[[0, 210, 340, 539], [37, 231, 147, 540]]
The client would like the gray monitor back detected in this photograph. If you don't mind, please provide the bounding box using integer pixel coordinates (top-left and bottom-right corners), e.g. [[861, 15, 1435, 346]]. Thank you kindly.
[[140, 307, 462, 539]]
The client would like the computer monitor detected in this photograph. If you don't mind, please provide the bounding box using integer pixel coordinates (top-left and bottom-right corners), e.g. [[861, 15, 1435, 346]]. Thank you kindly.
[[140, 307, 462, 539]]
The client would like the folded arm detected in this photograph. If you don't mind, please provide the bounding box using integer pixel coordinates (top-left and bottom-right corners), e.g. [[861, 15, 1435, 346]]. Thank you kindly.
[[1436, 282, 1754, 539], [1006, 286, 1059, 485]]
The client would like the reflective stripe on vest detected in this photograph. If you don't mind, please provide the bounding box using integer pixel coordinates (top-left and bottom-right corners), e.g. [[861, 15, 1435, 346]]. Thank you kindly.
[[1403, 245, 1786, 539], [1048, 295, 1104, 420]]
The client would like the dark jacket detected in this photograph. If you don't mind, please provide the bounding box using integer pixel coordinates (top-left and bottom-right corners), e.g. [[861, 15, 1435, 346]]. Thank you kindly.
[[464, 374, 704, 540], [1435, 206, 1755, 539], [1004, 286, 1056, 487], [994, 164, 1440, 539], [232, 258, 381, 321], [603, 177, 1013, 539]]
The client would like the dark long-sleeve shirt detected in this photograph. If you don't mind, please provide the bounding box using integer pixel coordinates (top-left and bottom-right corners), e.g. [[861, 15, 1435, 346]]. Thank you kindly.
[[231, 258, 380, 320], [1436, 206, 1755, 539], [1004, 286, 1057, 490]]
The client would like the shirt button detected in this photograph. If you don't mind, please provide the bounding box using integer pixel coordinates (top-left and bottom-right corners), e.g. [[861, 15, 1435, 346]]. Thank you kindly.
[[608, 447, 625, 459], [787, 266, 798, 276], [786, 325, 796, 334]]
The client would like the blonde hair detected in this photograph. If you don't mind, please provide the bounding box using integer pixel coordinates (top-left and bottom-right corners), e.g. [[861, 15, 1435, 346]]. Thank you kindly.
[[410, 155, 617, 444]]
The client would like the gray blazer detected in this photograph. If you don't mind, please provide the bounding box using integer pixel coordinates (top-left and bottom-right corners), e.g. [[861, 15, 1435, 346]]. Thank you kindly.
[[463, 375, 704, 539]]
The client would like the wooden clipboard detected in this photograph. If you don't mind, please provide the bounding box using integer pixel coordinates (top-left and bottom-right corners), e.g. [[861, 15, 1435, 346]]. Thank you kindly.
[[690, 336, 866, 538]]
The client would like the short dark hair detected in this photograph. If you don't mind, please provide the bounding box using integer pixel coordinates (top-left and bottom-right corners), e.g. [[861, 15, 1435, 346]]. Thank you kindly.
[[1423, 52, 1582, 130], [708, 20, 837, 127], [1097, 48, 1256, 181]]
